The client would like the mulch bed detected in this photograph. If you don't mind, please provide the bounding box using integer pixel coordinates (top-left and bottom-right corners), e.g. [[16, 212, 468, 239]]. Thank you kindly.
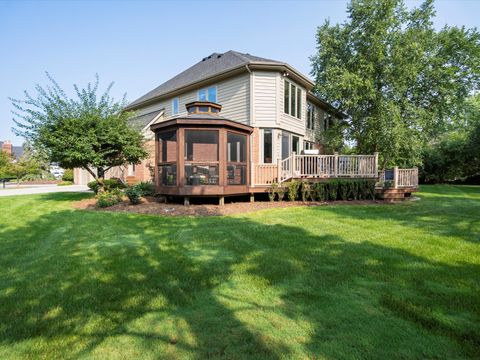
[[72, 196, 388, 217]]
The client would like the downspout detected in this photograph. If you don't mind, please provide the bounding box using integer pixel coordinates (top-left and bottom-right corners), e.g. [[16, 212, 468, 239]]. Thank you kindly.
[[246, 64, 255, 188]]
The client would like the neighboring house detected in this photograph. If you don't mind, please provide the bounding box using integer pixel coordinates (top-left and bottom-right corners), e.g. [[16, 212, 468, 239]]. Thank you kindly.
[[0, 140, 23, 160], [74, 50, 418, 202]]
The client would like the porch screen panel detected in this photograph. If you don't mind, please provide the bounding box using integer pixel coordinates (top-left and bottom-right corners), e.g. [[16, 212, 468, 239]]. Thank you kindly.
[[184, 130, 219, 185], [158, 130, 177, 186], [227, 132, 247, 185]]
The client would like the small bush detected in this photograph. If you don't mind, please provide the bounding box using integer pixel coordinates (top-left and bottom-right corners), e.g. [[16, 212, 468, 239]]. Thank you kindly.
[[96, 189, 123, 208], [286, 180, 301, 201], [135, 181, 155, 196], [88, 178, 126, 194], [327, 180, 338, 201], [87, 180, 100, 194], [301, 181, 313, 202], [338, 181, 349, 200], [62, 169, 74, 182], [313, 182, 326, 201], [268, 182, 278, 202], [125, 186, 142, 205], [276, 186, 286, 201]]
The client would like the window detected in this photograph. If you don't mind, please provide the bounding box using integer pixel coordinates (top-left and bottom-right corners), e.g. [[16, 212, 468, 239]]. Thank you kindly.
[[324, 112, 332, 131], [184, 130, 219, 185], [307, 103, 315, 130], [297, 87, 301, 119], [172, 98, 179, 115], [227, 132, 247, 185], [263, 129, 273, 163], [158, 131, 177, 186], [281, 131, 290, 160], [284, 80, 302, 119], [304, 141, 315, 150], [198, 86, 217, 102], [292, 135, 300, 154]]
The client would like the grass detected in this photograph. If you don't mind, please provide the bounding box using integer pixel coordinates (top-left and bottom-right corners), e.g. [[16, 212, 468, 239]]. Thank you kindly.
[[0, 185, 479, 359]]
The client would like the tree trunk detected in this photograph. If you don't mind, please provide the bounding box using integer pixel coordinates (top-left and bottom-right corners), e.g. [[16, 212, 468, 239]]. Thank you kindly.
[[83, 166, 105, 192]]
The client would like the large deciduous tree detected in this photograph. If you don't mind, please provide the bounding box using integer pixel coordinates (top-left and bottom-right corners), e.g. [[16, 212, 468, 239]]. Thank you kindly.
[[11, 74, 147, 188], [311, 0, 480, 167]]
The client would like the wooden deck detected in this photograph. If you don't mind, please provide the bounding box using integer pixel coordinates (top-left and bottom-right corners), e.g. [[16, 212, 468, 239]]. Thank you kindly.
[[252, 153, 419, 200]]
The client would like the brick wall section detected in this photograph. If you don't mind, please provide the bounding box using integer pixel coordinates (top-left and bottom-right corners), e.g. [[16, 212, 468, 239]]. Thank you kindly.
[[251, 128, 260, 183], [1, 140, 12, 155], [128, 139, 156, 184], [251, 128, 260, 163]]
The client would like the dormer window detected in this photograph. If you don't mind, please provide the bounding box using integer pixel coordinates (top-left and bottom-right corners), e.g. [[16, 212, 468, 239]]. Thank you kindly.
[[198, 86, 217, 103], [185, 101, 222, 115]]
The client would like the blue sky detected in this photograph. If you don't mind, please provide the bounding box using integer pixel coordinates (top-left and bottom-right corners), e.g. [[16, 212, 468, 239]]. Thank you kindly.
[[1, 0, 478, 144]]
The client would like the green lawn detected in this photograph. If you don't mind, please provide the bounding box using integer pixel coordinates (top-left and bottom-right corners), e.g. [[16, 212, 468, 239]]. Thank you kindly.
[[0, 185, 479, 359]]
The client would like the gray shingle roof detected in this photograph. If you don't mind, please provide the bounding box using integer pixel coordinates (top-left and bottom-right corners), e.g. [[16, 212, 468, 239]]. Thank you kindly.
[[127, 50, 283, 109], [128, 109, 163, 130]]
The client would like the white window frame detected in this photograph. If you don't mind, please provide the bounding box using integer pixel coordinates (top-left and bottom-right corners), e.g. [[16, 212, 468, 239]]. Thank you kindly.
[[172, 97, 179, 115], [261, 128, 275, 164], [197, 85, 217, 102], [284, 80, 302, 120]]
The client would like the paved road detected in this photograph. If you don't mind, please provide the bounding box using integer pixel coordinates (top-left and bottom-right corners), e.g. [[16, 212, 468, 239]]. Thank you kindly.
[[0, 184, 90, 197]]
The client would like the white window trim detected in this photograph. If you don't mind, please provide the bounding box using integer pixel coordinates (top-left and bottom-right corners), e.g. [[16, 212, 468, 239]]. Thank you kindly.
[[260, 128, 275, 164], [284, 80, 303, 120], [197, 85, 217, 102], [172, 97, 179, 115]]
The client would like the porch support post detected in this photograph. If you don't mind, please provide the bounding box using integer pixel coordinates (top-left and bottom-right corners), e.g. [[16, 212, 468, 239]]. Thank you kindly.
[[184, 196, 190, 206], [334, 152, 338, 177], [277, 158, 281, 183], [250, 193, 255, 203], [374, 152, 379, 178], [219, 196, 225, 206], [292, 151, 296, 177], [393, 166, 398, 189]]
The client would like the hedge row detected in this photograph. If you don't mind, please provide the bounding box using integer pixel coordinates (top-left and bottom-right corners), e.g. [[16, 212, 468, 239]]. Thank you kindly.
[[269, 179, 377, 202]]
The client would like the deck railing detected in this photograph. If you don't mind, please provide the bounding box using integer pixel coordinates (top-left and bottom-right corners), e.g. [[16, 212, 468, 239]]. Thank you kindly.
[[253, 152, 379, 185], [286, 152, 378, 181], [378, 167, 419, 189], [253, 164, 278, 185]]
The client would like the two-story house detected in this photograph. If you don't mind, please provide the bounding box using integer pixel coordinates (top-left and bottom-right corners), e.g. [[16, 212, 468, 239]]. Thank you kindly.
[[74, 51, 346, 192]]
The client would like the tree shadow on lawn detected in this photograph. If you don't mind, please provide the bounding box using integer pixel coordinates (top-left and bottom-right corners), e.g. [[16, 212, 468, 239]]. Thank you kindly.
[[0, 200, 479, 358]]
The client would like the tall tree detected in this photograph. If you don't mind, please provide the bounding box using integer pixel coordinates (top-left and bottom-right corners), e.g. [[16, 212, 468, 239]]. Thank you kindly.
[[11, 74, 147, 189], [311, 0, 480, 167]]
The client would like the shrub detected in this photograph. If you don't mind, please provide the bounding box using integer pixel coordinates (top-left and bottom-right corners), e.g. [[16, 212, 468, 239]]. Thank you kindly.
[[88, 178, 126, 194], [96, 189, 123, 208], [338, 180, 349, 200], [135, 181, 155, 196], [286, 180, 301, 201], [276, 186, 286, 201], [268, 182, 278, 202], [313, 182, 327, 201], [62, 169, 74, 182], [301, 181, 313, 202], [327, 180, 338, 201], [125, 186, 142, 205]]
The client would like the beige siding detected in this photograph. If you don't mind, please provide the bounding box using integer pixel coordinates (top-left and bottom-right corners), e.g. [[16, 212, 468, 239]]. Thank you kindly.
[[134, 74, 250, 125], [252, 71, 277, 127], [217, 73, 250, 123], [304, 104, 324, 143]]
